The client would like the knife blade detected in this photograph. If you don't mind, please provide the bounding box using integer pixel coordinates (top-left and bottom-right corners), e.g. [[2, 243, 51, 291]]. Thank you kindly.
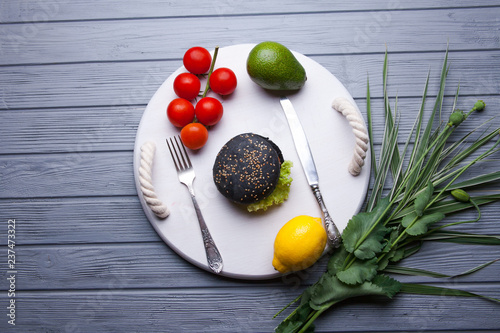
[[279, 96, 341, 248]]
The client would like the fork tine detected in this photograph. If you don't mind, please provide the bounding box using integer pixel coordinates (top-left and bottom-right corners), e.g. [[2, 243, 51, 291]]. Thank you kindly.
[[166, 137, 181, 171], [172, 136, 187, 170], [175, 135, 192, 169]]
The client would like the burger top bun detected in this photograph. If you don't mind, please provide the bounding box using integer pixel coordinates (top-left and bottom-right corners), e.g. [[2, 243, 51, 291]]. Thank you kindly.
[[212, 133, 283, 204]]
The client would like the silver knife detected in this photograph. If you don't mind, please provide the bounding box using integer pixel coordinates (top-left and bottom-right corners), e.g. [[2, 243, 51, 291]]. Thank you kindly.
[[279, 96, 341, 248]]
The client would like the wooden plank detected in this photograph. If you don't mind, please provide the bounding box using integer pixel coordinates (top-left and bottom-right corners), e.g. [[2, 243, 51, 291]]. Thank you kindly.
[[1, 7, 500, 65], [1, 148, 498, 199], [1, 50, 499, 110], [1, 195, 498, 245], [2, 0, 500, 23], [0, 197, 161, 244], [0, 151, 136, 198], [0, 105, 144, 154], [1, 95, 498, 154], [0, 59, 174, 109], [3, 240, 499, 291], [4, 285, 499, 332]]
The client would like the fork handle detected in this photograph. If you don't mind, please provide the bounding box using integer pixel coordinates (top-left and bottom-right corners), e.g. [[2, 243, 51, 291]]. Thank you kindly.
[[190, 194, 224, 274], [311, 184, 341, 248]]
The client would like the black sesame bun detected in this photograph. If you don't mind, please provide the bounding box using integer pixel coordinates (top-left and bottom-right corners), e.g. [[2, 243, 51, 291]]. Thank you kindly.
[[213, 133, 284, 204]]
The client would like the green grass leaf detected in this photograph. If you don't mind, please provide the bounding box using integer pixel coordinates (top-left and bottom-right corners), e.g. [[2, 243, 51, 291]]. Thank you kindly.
[[447, 170, 500, 190], [384, 260, 500, 278], [451, 259, 500, 278], [404, 50, 449, 203], [439, 126, 500, 175], [366, 76, 377, 179], [383, 265, 449, 278], [406, 70, 430, 174], [400, 283, 500, 303], [423, 230, 500, 245], [393, 193, 500, 220]]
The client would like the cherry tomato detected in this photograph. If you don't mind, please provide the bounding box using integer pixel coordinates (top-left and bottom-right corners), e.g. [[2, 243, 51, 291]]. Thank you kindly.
[[173, 73, 201, 100], [195, 97, 223, 126], [209, 67, 237, 95], [183, 47, 212, 74], [180, 123, 209, 150], [166, 98, 195, 128]]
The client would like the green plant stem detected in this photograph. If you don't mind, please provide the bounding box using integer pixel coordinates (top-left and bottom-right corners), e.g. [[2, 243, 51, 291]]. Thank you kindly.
[[395, 200, 481, 250], [350, 125, 453, 260], [381, 137, 500, 261], [426, 138, 500, 209], [273, 294, 302, 319], [388, 125, 454, 219], [435, 199, 481, 228], [201, 46, 219, 98], [298, 308, 326, 333]]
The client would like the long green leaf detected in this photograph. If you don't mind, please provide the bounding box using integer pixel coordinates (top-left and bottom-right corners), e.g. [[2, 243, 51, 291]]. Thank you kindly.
[[368, 50, 400, 210], [422, 230, 500, 245], [390, 97, 403, 189], [439, 126, 500, 175], [406, 71, 430, 174], [391, 111, 422, 201], [446, 171, 500, 190], [366, 76, 377, 179], [368, 113, 398, 210], [451, 259, 500, 278], [413, 128, 454, 196], [384, 266, 449, 278], [385, 259, 499, 278], [391, 193, 500, 220], [435, 118, 496, 178], [400, 283, 500, 303], [405, 50, 449, 198]]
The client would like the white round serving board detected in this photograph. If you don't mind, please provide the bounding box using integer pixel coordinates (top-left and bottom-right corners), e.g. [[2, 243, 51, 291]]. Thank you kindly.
[[133, 43, 370, 280]]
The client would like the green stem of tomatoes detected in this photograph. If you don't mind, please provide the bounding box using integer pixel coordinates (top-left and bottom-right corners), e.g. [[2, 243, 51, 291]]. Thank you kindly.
[[201, 46, 219, 98]]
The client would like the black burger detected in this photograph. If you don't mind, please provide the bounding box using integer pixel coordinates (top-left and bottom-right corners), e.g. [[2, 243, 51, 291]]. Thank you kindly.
[[212, 133, 293, 211]]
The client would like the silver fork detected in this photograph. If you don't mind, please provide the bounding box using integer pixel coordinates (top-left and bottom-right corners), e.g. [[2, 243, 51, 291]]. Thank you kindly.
[[166, 136, 223, 274]]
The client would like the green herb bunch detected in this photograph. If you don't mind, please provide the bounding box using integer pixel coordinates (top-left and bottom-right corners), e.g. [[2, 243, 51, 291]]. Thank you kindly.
[[275, 49, 500, 333]]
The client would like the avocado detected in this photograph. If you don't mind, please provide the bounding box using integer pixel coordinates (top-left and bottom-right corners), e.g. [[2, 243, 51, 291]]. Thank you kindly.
[[246, 41, 307, 91]]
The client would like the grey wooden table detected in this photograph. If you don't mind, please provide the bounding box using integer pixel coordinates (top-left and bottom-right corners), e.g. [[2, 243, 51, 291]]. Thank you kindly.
[[1, 1, 500, 332]]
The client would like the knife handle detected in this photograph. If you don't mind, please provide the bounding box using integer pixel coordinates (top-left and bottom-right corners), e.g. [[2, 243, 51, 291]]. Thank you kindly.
[[311, 184, 341, 248]]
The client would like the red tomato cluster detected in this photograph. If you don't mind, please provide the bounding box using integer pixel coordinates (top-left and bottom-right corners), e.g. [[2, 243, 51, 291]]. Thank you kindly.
[[166, 46, 237, 150]]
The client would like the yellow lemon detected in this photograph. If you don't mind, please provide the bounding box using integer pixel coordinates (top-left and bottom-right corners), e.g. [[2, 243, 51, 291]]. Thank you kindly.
[[272, 215, 327, 273]]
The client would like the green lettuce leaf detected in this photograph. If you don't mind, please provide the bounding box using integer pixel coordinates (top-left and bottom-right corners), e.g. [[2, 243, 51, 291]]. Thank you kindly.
[[247, 160, 293, 212]]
